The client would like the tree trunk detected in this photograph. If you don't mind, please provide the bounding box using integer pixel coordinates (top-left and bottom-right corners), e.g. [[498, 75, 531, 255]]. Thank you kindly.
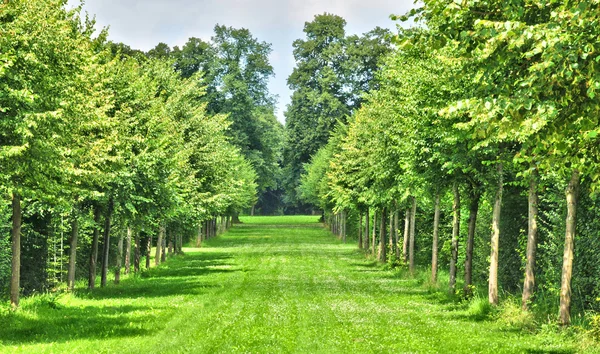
[[464, 189, 480, 295], [161, 232, 166, 263], [372, 210, 377, 256], [431, 192, 440, 283], [522, 175, 539, 310], [378, 208, 387, 262], [231, 212, 241, 224], [134, 231, 140, 273], [125, 226, 132, 275], [449, 182, 461, 292], [67, 211, 79, 291], [10, 192, 22, 310], [342, 210, 346, 243], [100, 200, 114, 288], [409, 197, 417, 274], [488, 163, 504, 305], [146, 235, 151, 269], [559, 170, 579, 325], [115, 231, 123, 284], [251, 205, 255, 216], [403, 208, 410, 263], [389, 210, 394, 253], [364, 208, 370, 250], [155, 226, 164, 266], [394, 208, 400, 259], [358, 211, 363, 249], [88, 205, 102, 290]]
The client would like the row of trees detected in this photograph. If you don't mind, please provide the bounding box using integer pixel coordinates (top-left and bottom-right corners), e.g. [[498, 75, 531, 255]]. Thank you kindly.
[[282, 13, 393, 212], [300, 1, 600, 326], [1, 0, 258, 309], [145, 27, 285, 216]]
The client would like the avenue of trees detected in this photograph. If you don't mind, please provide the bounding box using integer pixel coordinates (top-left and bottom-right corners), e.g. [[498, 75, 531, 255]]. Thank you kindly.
[[0, 0, 257, 309], [299, 0, 600, 326]]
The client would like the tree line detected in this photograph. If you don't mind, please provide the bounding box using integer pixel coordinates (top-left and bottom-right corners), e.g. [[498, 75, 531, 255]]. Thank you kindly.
[[299, 1, 600, 327], [0, 0, 260, 309]]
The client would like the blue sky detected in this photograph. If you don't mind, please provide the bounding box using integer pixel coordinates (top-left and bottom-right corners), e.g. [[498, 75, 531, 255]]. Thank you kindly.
[[68, 0, 416, 123]]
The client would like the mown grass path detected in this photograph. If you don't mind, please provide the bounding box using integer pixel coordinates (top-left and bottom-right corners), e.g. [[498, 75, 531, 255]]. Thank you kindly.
[[0, 216, 583, 353]]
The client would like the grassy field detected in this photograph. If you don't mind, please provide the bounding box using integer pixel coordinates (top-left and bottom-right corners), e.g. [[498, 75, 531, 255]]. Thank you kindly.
[[0, 216, 593, 353]]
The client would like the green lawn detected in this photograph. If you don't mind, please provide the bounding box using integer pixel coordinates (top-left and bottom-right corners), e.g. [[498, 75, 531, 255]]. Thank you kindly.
[[0, 216, 592, 353]]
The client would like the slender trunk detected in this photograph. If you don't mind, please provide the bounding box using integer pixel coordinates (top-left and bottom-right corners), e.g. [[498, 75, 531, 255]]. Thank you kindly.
[[342, 210, 346, 243], [100, 200, 114, 288], [88, 205, 102, 289], [364, 208, 370, 250], [251, 205, 255, 216], [388, 210, 394, 251], [358, 211, 363, 249], [125, 226, 132, 275], [464, 190, 480, 295], [67, 211, 79, 291], [559, 170, 579, 325], [409, 197, 417, 274], [403, 208, 410, 263], [522, 175, 539, 310], [146, 235, 151, 269], [489, 163, 504, 305], [372, 210, 377, 256], [432, 193, 440, 283], [161, 232, 166, 263], [394, 208, 400, 259], [10, 192, 22, 309], [449, 183, 461, 292], [134, 231, 140, 273], [196, 224, 202, 247], [115, 231, 123, 284], [155, 226, 164, 266], [378, 208, 387, 262]]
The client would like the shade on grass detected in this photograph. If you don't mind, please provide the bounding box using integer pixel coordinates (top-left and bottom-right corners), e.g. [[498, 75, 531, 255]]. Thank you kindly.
[[0, 216, 586, 353]]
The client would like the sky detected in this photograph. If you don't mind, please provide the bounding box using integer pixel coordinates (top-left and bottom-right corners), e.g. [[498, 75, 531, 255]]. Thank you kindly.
[[68, 0, 417, 124]]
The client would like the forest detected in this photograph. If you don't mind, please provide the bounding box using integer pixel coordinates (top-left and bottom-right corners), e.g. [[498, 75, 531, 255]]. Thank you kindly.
[[3, 0, 600, 350]]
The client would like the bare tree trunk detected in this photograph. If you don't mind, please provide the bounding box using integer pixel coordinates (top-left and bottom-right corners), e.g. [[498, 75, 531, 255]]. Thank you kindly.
[[342, 210, 346, 243], [372, 210, 377, 256], [10, 192, 22, 309], [146, 235, 151, 269], [559, 170, 579, 325], [161, 232, 166, 263], [134, 231, 140, 273], [431, 192, 440, 283], [464, 189, 480, 295], [100, 200, 114, 288], [403, 208, 410, 263], [489, 163, 504, 305], [115, 231, 123, 284], [389, 210, 394, 253], [67, 211, 79, 291], [522, 175, 539, 310], [449, 183, 461, 292], [378, 208, 387, 262], [196, 224, 202, 247], [364, 208, 370, 250], [168, 228, 173, 255], [394, 208, 400, 259], [89, 205, 102, 290], [125, 226, 132, 275], [409, 197, 417, 274], [155, 226, 164, 266], [358, 211, 363, 249]]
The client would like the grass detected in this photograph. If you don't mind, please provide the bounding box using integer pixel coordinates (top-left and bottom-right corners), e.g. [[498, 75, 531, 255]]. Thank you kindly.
[[0, 215, 595, 353]]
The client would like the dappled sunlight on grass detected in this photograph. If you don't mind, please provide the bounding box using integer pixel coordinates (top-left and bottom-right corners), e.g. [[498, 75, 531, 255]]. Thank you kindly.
[[0, 216, 590, 353]]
